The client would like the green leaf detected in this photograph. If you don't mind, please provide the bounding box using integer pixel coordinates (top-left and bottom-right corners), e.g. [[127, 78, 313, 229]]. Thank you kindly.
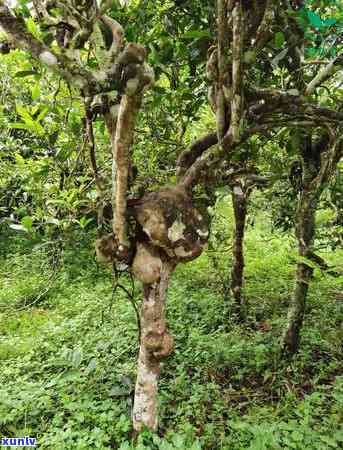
[[21, 216, 33, 232], [322, 18, 336, 27], [71, 348, 83, 368], [306, 46, 318, 58], [78, 216, 94, 229], [60, 370, 81, 382], [26, 18, 40, 38], [13, 105, 45, 135], [10, 122, 33, 131], [181, 30, 211, 39], [16, 104, 32, 122], [14, 153, 26, 168], [14, 70, 38, 78], [274, 32, 285, 48], [31, 104, 40, 116], [307, 11, 323, 29], [9, 224, 27, 232], [30, 120, 45, 135], [31, 84, 40, 101], [86, 358, 97, 372], [36, 106, 49, 122], [11, 119, 44, 136], [46, 217, 60, 226]]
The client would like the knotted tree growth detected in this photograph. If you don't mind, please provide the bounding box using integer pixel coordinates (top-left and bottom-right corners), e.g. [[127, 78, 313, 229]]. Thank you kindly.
[[1, 0, 342, 432]]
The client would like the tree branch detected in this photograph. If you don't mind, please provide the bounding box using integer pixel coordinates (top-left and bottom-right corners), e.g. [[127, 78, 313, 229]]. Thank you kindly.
[[99, 15, 124, 67], [231, 2, 244, 142], [216, 0, 230, 142], [179, 117, 342, 191], [0, 2, 146, 97], [112, 94, 142, 250], [179, 124, 269, 190], [305, 54, 343, 96], [85, 99, 105, 232], [248, 88, 343, 123], [0, 2, 122, 95], [176, 132, 218, 180]]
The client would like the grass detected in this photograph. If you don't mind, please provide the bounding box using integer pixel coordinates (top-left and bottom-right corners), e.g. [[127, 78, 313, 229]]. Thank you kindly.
[[0, 200, 342, 449]]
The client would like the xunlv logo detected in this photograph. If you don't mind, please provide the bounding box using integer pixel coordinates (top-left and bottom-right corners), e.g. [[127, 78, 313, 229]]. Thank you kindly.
[[1, 437, 36, 447]]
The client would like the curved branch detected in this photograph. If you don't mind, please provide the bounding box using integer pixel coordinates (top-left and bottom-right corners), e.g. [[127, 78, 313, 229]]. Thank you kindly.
[[0, 2, 143, 97], [248, 88, 343, 123], [179, 127, 248, 190], [85, 100, 105, 232], [179, 117, 342, 191], [0, 2, 122, 95], [99, 14, 124, 66], [305, 54, 343, 96], [176, 132, 218, 180]]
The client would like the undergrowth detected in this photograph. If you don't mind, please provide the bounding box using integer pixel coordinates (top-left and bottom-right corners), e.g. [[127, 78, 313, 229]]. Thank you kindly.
[[0, 201, 342, 449]]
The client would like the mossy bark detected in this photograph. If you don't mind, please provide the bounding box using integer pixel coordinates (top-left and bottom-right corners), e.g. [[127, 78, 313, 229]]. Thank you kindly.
[[283, 189, 318, 354], [282, 135, 342, 355], [231, 2, 244, 143]]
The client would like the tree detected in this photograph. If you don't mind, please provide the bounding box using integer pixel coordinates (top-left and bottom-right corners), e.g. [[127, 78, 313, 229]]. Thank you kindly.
[[0, 0, 342, 433]]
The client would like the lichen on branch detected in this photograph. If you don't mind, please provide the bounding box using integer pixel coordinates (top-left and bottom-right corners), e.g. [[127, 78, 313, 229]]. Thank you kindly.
[[231, 2, 244, 143], [112, 93, 142, 250]]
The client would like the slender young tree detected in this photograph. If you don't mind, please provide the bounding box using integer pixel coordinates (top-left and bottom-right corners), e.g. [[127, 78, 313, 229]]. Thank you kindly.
[[229, 178, 250, 318], [283, 133, 342, 354]]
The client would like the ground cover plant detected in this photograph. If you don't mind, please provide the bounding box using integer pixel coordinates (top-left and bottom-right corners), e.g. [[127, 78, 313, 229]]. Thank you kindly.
[[0, 0, 342, 448], [0, 202, 342, 449]]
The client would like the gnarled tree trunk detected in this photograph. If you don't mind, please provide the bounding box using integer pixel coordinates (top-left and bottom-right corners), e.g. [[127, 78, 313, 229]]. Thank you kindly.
[[130, 186, 208, 431], [132, 260, 175, 432]]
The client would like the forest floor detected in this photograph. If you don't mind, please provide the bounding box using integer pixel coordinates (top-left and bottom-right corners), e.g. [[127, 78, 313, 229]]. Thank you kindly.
[[0, 201, 342, 450]]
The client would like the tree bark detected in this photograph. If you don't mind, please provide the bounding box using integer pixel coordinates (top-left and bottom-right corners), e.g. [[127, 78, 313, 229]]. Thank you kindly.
[[230, 182, 248, 319], [85, 101, 105, 232], [282, 135, 342, 355], [132, 259, 175, 432], [231, 2, 244, 143], [112, 94, 142, 248], [216, 0, 230, 143], [176, 132, 218, 180], [283, 189, 318, 354]]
